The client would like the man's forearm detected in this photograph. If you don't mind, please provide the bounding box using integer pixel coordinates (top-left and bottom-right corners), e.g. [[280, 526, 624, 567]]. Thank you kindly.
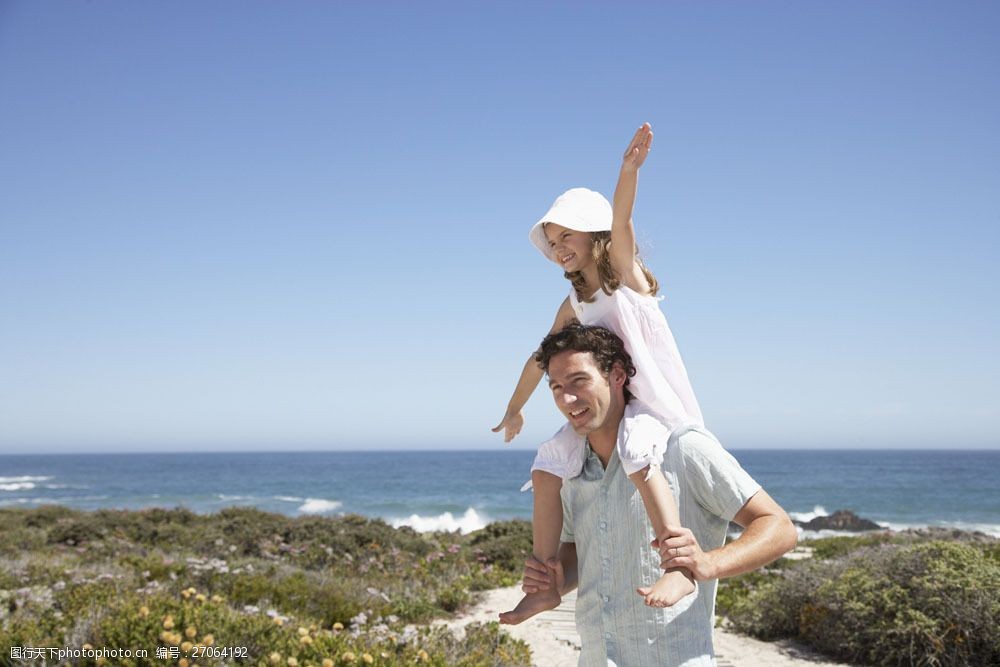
[[558, 542, 579, 595], [709, 514, 797, 580]]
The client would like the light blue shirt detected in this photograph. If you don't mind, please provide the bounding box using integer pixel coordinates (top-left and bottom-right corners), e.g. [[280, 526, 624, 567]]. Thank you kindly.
[[560, 404, 761, 667]]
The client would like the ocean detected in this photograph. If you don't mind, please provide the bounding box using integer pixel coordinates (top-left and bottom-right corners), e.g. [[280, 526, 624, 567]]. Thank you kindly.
[[1, 449, 998, 537]]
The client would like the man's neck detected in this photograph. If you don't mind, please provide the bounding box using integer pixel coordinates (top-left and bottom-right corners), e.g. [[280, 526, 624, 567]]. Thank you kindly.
[[587, 408, 624, 469]]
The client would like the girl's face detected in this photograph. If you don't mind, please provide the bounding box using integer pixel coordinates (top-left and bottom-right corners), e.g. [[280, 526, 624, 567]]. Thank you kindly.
[[543, 223, 594, 273]]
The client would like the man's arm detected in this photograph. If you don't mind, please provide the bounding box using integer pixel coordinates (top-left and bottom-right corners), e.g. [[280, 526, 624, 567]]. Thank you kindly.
[[556, 542, 578, 595], [658, 489, 797, 580], [520, 541, 579, 596]]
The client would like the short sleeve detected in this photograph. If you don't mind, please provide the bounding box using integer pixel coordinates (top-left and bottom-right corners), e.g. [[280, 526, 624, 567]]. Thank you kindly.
[[559, 483, 575, 543], [676, 431, 761, 522]]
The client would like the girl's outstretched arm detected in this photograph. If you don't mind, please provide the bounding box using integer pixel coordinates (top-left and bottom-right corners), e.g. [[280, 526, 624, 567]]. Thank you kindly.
[[610, 123, 654, 292], [492, 297, 576, 442]]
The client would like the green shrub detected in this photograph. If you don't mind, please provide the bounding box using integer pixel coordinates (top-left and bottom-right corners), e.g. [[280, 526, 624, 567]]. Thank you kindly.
[[806, 533, 897, 560], [725, 540, 1000, 666], [468, 520, 532, 572]]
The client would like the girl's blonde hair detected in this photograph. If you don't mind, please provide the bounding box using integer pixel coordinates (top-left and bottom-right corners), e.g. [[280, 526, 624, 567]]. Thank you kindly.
[[566, 230, 659, 302]]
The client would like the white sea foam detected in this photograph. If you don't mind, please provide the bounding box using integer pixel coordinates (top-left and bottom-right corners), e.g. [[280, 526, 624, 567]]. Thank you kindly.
[[275, 496, 304, 503], [389, 507, 489, 534], [0, 475, 55, 491], [297, 498, 343, 514], [787, 505, 828, 523]]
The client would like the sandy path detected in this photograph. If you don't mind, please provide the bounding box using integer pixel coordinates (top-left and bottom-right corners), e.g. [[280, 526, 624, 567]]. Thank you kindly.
[[444, 585, 849, 667]]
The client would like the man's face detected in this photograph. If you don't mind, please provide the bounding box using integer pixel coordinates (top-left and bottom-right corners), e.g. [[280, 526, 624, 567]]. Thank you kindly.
[[546, 350, 625, 436]]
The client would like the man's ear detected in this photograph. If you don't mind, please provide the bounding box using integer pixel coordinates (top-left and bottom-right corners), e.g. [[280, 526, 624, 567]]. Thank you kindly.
[[609, 361, 627, 389]]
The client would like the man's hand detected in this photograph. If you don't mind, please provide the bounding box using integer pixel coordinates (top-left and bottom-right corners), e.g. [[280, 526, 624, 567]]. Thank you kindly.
[[621, 122, 653, 174], [491, 410, 524, 443], [653, 525, 719, 581], [520, 554, 565, 595]]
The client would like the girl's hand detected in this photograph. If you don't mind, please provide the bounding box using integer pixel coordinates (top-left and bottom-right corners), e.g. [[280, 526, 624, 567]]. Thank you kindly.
[[491, 410, 524, 443], [621, 122, 653, 173]]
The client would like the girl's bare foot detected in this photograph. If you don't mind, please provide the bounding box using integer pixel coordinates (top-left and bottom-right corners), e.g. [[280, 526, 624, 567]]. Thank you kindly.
[[635, 569, 695, 608], [498, 588, 561, 625]]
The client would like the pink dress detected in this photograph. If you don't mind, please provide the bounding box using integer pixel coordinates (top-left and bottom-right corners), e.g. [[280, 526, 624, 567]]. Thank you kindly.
[[529, 285, 705, 482]]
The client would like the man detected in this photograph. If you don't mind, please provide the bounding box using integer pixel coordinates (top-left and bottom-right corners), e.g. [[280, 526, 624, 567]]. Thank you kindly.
[[500, 323, 798, 666]]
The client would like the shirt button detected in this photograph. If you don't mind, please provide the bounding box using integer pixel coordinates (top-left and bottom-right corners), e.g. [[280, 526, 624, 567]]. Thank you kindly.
[[599, 521, 607, 529]]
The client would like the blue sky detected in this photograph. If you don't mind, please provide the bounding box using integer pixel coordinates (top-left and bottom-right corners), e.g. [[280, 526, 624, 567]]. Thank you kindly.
[[1, 1, 997, 454]]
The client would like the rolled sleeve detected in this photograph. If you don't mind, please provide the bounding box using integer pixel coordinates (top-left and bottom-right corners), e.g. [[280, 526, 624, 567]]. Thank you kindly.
[[677, 429, 761, 522]]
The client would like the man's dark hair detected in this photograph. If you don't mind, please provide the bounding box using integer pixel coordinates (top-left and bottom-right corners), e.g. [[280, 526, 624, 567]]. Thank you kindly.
[[534, 323, 637, 398]]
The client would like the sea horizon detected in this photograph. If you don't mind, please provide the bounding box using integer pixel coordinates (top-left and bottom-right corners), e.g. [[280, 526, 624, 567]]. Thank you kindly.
[[2, 446, 999, 456]]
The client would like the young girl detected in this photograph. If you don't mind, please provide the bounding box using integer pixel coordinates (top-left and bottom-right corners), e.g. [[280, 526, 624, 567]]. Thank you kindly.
[[494, 123, 705, 622]]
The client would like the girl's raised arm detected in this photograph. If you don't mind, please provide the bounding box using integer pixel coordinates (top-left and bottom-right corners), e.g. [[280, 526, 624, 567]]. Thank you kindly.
[[610, 123, 654, 289], [492, 296, 576, 442]]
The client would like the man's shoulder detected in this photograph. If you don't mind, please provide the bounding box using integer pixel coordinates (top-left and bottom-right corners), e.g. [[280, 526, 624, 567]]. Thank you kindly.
[[669, 427, 728, 461], [663, 426, 755, 487]]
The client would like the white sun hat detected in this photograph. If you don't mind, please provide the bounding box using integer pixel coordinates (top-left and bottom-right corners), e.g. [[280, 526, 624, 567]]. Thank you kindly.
[[528, 187, 613, 260]]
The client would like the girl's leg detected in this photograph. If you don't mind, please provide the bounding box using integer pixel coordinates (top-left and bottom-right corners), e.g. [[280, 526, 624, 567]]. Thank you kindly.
[[629, 467, 696, 607], [498, 470, 563, 625]]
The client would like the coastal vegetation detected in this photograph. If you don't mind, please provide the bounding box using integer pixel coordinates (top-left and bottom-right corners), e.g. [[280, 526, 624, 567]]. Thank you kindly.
[[716, 529, 1000, 666], [0, 506, 533, 666], [4, 505, 998, 666]]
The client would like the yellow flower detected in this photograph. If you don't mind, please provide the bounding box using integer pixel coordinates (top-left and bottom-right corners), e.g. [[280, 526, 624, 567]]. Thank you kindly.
[[181, 641, 193, 652], [342, 652, 356, 663], [96, 658, 106, 667], [322, 660, 334, 667], [82, 644, 93, 651], [287, 658, 299, 667], [268, 652, 282, 665], [361, 654, 374, 664], [185, 626, 198, 639], [332, 622, 344, 631], [299, 635, 313, 645], [139, 606, 149, 617], [298, 627, 310, 636], [211, 594, 224, 603], [178, 660, 190, 667], [163, 617, 174, 630], [169, 633, 182, 646], [273, 616, 285, 626], [417, 649, 429, 662], [195, 593, 207, 603], [201, 634, 214, 646], [181, 590, 191, 599]]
